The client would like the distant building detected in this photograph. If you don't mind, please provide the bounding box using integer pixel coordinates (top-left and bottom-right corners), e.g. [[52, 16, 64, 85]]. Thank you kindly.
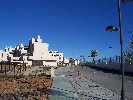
[[0, 35, 67, 66], [48, 50, 63, 66], [74, 59, 80, 65], [63, 57, 69, 66], [0, 50, 8, 61]]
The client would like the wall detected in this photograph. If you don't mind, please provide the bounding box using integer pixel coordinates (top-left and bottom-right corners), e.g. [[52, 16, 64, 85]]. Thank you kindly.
[[88, 62, 133, 73], [0, 50, 8, 61], [43, 61, 57, 66]]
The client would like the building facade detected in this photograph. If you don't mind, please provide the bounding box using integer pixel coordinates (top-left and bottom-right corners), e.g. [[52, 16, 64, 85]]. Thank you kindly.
[[48, 50, 64, 66], [0, 35, 65, 66]]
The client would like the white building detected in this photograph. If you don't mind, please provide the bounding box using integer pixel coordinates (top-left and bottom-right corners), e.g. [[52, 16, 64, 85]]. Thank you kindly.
[[0, 50, 8, 61], [63, 57, 69, 66], [0, 35, 65, 66], [74, 59, 80, 65], [48, 50, 63, 66]]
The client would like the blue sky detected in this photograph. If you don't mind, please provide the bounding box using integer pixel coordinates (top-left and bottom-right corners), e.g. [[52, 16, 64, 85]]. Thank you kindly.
[[0, 0, 133, 61]]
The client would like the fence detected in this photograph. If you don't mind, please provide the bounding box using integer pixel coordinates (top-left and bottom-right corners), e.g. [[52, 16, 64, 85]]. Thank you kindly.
[[92, 55, 133, 64], [0, 61, 27, 75], [93, 55, 121, 64], [88, 55, 133, 73]]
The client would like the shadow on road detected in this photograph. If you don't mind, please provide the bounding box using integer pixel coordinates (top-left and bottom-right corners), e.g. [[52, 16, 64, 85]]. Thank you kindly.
[[84, 65, 133, 77]]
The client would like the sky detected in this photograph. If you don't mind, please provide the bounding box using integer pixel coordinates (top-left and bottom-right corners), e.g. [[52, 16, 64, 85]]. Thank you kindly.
[[0, 0, 133, 61]]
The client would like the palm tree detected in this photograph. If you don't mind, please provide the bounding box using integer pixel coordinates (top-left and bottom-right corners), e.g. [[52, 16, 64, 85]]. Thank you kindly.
[[91, 50, 98, 64]]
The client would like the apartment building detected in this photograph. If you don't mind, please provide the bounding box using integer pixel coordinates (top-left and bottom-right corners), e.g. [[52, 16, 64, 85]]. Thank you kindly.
[[0, 35, 65, 66]]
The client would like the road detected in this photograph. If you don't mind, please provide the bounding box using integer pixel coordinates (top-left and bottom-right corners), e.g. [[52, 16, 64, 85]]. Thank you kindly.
[[48, 66, 121, 100], [74, 65, 133, 100]]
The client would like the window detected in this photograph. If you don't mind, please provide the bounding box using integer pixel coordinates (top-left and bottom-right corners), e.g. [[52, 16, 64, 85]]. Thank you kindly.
[[24, 48, 28, 50], [35, 39, 38, 42], [2, 53, 3, 58]]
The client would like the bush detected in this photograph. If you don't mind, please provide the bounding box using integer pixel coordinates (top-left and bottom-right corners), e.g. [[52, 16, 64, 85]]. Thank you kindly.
[[14, 75, 20, 79], [0, 75, 6, 78], [11, 74, 25, 79], [19, 74, 24, 78], [28, 73, 33, 77]]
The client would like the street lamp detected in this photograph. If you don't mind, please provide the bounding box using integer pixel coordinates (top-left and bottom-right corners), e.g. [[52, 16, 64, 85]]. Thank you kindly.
[[106, 0, 132, 100], [106, 26, 118, 32]]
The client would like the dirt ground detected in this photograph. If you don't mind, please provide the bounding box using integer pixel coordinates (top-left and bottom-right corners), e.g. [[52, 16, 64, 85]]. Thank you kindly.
[[0, 75, 53, 100]]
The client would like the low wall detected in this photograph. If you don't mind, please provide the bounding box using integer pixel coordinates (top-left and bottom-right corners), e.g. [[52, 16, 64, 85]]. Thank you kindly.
[[43, 61, 57, 66], [88, 62, 133, 73]]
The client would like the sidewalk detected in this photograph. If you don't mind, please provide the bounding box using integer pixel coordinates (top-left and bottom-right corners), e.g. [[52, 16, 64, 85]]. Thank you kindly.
[[48, 66, 121, 100], [48, 66, 77, 100]]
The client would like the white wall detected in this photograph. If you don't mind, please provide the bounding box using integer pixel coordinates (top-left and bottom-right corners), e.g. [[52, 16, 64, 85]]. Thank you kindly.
[[26, 61, 32, 66], [43, 61, 57, 66], [33, 43, 49, 56], [10, 57, 20, 61], [0, 50, 3, 61], [64, 58, 69, 63], [0, 50, 8, 61], [49, 51, 64, 62]]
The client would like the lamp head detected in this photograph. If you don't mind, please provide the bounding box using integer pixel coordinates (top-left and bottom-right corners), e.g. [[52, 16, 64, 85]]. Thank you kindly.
[[106, 26, 119, 32]]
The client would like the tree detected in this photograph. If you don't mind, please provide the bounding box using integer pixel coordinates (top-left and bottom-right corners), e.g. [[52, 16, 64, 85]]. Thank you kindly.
[[128, 32, 133, 49], [123, 48, 133, 64], [91, 50, 98, 64], [124, 32, 133, 64], [79, 55, 86, 65], [69, 58, 75, 65]]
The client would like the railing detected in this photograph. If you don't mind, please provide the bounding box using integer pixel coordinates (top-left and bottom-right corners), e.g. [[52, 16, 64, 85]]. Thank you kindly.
[[0, 61, 27, 75], [85, 55, 133, 73], [91, 55, 133, 65]]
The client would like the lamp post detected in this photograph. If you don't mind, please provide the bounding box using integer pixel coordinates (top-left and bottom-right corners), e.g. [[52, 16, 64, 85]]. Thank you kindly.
[[118, 0, 125, 99], [106, 0, 133, 99]]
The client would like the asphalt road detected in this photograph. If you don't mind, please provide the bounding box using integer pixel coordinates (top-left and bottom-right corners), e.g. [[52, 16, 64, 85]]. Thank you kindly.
[[74, 65, 133, 100]]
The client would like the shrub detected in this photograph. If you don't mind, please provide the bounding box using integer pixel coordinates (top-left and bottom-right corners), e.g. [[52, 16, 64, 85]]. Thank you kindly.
[[19, 74, 24, 78], [0, 75, 6, 78]]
